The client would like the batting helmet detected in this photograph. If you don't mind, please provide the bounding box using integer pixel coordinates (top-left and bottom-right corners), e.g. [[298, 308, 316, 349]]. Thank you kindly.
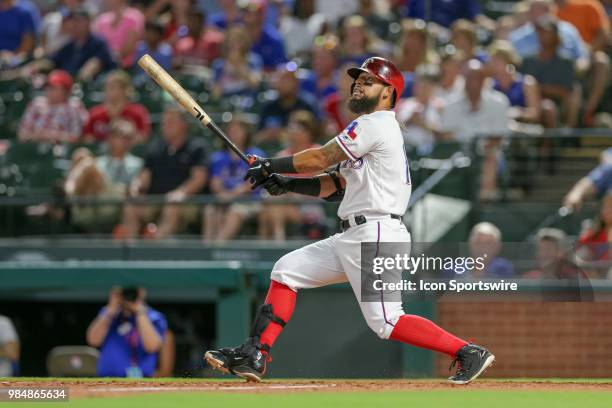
[[347, 57, 405, 107]]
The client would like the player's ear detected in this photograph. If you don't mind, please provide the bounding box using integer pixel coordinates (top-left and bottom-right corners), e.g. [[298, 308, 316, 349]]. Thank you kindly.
[[382, 86, 392, 102]]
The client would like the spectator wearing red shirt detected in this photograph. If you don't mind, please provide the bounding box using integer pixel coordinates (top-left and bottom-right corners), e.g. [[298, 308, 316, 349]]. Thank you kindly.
[[83, 70, 151, 143], [524, 228, 585, 279], [18, 70, 88, 143], [173, 9, 224, 69], [524, 228, 592, 301], [324, 62, 356, 135]]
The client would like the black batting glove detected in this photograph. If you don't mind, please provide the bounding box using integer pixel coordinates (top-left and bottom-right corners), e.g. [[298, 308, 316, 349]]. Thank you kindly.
[[262, 174, 295, 196], [262, 174, 322, 197], [244, 155, 273, 188]]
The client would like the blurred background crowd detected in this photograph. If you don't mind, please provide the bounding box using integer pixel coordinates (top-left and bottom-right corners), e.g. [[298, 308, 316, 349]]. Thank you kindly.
[[0, 0, 610, 243]]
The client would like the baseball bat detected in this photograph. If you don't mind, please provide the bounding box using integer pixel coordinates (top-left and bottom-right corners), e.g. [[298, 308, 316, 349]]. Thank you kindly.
[[526, 206, 574, 241], [137, 54, 252, 164]]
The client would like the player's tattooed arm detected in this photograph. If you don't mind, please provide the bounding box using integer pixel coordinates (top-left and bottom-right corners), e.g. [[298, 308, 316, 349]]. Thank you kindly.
[[292, 138, 349, 173]]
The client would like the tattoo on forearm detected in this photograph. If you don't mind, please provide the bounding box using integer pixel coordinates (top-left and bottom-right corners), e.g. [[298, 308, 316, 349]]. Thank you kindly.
[[320, 138, 348, 165], [295, 140, 348, 173]]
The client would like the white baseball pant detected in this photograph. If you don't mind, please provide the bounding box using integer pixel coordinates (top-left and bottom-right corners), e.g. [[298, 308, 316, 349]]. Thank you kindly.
[[271, 214, 411, 339]]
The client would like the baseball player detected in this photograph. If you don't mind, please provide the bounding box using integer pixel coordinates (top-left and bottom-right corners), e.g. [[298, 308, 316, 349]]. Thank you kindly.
[[205, 57, 495, 384]]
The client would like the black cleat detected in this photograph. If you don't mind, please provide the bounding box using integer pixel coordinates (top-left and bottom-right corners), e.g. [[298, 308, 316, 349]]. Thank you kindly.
[[227, 340, 268, 382], [205, 338, 268, 382], [204, 346, 241, 375], [448, 343, 495, 385]]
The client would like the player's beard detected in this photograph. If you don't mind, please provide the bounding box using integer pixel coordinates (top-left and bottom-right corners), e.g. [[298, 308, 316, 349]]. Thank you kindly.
[[348, 90, 382, 114]]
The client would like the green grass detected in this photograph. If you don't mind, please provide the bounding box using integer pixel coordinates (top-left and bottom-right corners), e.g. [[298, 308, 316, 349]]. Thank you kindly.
[[9, 391, 612, 408], [5, 377, 612, 383], [4, 378, 612, 408]]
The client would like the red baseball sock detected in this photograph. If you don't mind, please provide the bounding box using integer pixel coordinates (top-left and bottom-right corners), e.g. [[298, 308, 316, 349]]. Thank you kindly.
[[389, 314, 467, 357], [259, 280, 296, 350]]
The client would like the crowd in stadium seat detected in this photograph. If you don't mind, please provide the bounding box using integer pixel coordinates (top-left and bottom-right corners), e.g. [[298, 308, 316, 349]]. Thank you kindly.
[[0, 0, 611, 240], [564, 147, 612, 276], [65, 119, 143, 229], [204, 114, 264, 241], [83, 70, 151, 143], [117, 105, 208, 239], [18, 69, 88, 143], [444, 221, 516, 278]]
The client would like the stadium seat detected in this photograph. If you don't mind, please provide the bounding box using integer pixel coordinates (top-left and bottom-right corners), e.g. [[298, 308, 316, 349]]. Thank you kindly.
[[46, 346, 100, 377], [6, 142, 66, 193], [0, 79, 31, 139]]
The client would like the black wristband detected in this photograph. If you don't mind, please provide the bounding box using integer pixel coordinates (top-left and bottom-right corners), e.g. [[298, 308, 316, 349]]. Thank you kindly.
[[268, 156, 297, 174], [290, 177, 321, 197]]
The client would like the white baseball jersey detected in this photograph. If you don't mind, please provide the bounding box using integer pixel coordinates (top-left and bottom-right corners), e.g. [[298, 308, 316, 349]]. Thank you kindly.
[[270, 109, 412, 341], [334, 110, 412, 219]]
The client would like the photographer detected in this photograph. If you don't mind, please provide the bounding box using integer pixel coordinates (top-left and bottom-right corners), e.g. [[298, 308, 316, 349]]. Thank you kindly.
[[0, 315, 19, 377], [86, 287, 167, 377]]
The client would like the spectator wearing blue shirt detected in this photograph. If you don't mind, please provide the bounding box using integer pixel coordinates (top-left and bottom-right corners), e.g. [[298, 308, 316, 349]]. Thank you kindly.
[[489, 40, 549, 127], [211, 25, 263, 99], [519, 17, 577, 127], [447, 222, 515, 279], [256, 63, 320, 150], [208, 0, 242, 30], [0, 315, 19, 377], [511, 0, 610, 126], [406, 0, 494, 29], [564, 150, 612, 211], [0, 0, 36, 67], [450, 19, 489, 63], [394, 19, 440, 98], [134, 20, 173, 83], [299, 34, 339, 100], [87, 287, 167, 378], [203, 116, 265, 241], [242, 0, 287, 70], [338, 15, 376, 67], [18, 0, 40, 34], [509, 0, 588, 61], [258, 110, 327, 241], [50, 8, 116, 80]]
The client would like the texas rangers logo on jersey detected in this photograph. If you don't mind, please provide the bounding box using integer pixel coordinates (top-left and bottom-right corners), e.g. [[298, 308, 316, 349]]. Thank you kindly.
[[346, 121, 359, 140]]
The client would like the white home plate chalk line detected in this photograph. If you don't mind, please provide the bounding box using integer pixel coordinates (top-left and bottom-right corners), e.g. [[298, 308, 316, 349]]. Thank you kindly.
[[87, 384, 337, 393]]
